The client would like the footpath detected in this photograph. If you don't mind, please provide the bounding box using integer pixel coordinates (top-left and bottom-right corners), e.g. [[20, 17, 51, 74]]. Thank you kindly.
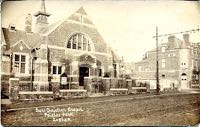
[[1, 92, 200, 112]]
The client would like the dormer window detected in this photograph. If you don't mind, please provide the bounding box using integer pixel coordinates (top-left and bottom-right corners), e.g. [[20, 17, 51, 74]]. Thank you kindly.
[[66, 33, 93, 51], [9, 24, 16, 31], [80, 15, 84, 23]]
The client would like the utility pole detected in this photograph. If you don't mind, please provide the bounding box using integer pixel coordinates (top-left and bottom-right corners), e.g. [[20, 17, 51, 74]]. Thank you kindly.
[[156, 26, 160, 94]]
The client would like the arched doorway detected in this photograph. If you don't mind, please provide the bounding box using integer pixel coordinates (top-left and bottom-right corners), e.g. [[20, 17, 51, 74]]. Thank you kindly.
[[181, 73, 188, 89], [78, 53, 95, 86], [79, 66, 90, 86]]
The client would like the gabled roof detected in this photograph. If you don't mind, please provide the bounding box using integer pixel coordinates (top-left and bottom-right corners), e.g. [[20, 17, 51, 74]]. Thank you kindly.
[[111, 49, 121, 62], [41, 7, 94, 35], [2, 28, 44, 50], [39, 19, 64, 34], [167, 36, 183, 49], [1, 29, 6, 46], [76, 6, 87, 15]]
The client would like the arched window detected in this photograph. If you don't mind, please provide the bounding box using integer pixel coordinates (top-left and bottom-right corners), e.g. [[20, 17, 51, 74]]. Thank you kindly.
[[66, 33, 92, 51]]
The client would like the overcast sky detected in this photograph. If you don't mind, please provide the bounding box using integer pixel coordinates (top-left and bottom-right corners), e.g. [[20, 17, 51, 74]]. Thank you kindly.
[[2, 0, 200, 62]]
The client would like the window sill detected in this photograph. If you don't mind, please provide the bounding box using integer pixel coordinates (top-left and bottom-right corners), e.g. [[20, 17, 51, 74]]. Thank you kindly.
[[14, 74, 31, 77]]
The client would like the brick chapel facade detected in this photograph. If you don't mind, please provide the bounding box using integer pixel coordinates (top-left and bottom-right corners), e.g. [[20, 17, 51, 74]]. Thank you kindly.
[[1, 1, 122, 96]]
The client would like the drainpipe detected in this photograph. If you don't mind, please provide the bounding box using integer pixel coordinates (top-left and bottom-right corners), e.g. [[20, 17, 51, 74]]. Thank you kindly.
[[30, 50, 34, 91], [31, 55, 33, 91], [199, 71, 200, 88], [31, 48, 39, 91]]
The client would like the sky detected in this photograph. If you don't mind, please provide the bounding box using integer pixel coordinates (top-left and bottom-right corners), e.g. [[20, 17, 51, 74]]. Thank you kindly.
[[2, 0, 200, 63]]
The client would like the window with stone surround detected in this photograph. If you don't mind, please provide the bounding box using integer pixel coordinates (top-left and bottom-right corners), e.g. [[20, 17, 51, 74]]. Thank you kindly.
[[161, 59, 166, 68], [181, 62, 186, 67], [138, 66, 142, 72], [67, 33, 92, 51], [13, 53, 28, 74], [168, 53, 176, 57], [161, 46, 165, 53], [113, 63, 117, 77], [53, 66, 62, 75]]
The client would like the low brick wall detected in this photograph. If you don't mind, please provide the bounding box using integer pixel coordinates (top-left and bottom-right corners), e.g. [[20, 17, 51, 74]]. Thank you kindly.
[[84, 77, 92, 95], [110, 78, 118, 88], [18, 91, 53, 101], [9, 78, 20, 102], [132, 86, 147, 94], [110, 88, 128, 95], [102, 78, 111, 95], [60, 89, 87, 98]]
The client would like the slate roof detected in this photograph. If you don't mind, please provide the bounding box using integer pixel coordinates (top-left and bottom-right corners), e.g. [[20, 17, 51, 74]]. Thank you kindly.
[[2, 28, 44, 50], [111, 50, 121, 63], [38, 19, 64, 34], [167, 37, 183, 49]]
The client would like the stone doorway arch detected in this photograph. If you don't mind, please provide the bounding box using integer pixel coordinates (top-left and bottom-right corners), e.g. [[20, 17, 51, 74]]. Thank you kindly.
[[181, 73, 188, 89], [78, 53, 96, 87]]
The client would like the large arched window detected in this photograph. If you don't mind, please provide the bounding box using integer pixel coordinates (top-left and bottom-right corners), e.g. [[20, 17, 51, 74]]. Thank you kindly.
[[67, 33, 92, 51]]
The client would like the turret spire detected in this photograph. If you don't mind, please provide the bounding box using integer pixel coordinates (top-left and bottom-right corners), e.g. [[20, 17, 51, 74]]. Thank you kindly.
[[34, 0, 51, 33], [41, 0, 46, 13]]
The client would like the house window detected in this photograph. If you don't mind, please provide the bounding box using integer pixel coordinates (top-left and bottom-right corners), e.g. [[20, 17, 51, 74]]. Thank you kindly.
[[53, 66, 62, 75], [67, 39, 72, 48], [161, 47, 165, 53], [72, 36, 77, 49], [14, 54, 26, 74], [67, 33, 92, 51], [138, 66, 142, 72], [113, 63, 117, 77], [181, 62, 186, 66], [161, 59, 166, 68], [162, 74, 165, 78]]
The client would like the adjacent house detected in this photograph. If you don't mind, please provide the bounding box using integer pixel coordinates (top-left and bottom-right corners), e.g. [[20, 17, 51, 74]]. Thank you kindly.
[[134, 34, 200, 90]]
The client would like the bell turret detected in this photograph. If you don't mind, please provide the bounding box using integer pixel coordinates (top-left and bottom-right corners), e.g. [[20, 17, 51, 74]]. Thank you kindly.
[[34, 0, 51, 33]]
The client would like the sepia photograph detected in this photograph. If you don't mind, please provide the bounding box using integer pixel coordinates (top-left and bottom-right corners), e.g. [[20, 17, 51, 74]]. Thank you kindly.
[[1, 0, 200, 126]]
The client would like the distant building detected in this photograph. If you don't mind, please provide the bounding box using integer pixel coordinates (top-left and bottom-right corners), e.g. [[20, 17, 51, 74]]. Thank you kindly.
[[134, 34, 200, 90], [1, 0, 122, 96]]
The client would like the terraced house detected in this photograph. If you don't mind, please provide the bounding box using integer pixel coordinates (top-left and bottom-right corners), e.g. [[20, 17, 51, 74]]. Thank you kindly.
[[134, 34, 200, 90], [1, 0, 123, 97]]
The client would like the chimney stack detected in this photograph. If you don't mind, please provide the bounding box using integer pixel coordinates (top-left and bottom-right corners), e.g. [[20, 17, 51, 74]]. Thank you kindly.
[[183, 34, 189, 43], [8, 24, 16, 31], [25, 13, 32, 33], [168, 35, 175, 42]]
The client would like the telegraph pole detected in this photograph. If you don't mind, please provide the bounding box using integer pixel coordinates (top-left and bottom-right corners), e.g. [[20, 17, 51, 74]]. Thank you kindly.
[[156, 26, 160, 94]]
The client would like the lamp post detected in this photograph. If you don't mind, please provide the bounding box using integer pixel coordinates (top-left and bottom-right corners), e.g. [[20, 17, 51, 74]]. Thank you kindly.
[[121, 67, 125, 88]]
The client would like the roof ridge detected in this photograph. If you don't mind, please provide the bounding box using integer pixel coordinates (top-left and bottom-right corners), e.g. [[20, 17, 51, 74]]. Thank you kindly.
[[42, 6, 90, 35], [76, 6, 87, 15]]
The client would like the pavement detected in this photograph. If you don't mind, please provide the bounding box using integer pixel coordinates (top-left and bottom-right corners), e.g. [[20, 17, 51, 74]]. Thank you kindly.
[[2, 92, 200, 126], [181, 88, 200, 93], [2, 92, 200, 112], [1, 99, 12, 105]]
